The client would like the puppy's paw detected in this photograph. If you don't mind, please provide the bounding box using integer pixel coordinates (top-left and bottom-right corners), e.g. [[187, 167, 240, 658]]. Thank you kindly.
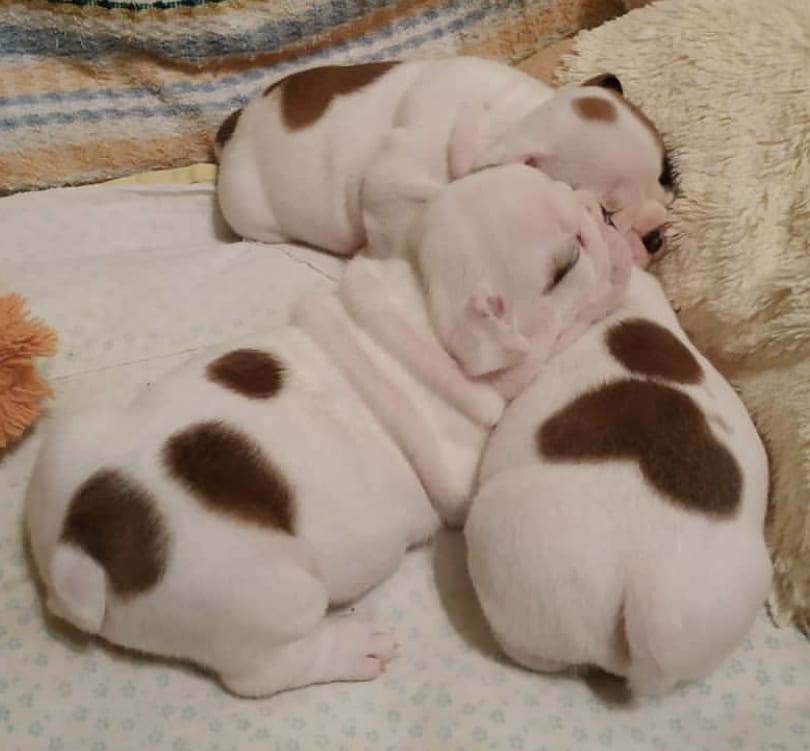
[[328, 618, 399, 681], [573, 189, 603, 221]]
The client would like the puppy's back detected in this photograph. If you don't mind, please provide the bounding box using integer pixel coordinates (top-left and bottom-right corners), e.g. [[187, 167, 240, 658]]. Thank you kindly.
[[468, 268, 771, 694]]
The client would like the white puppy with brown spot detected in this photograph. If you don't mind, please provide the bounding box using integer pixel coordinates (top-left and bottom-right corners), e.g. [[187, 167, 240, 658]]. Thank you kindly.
[[465, 259, 772, 696], [215, 58, 671, 265], [25, 165, 626, 698]]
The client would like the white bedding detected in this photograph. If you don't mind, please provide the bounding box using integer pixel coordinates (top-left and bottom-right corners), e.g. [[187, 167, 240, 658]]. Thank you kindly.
[[1, 182, 808, 751]]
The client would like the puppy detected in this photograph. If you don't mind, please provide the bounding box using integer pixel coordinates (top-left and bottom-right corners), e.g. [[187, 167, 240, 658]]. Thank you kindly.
[[25, 165, 621, 698], [465, 262, 772, 696], [215, 57, 670, 264]]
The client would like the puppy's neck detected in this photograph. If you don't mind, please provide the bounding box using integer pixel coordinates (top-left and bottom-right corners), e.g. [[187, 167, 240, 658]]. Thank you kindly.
[[293, 256, 504, 525], [337, 256, 504, 427]]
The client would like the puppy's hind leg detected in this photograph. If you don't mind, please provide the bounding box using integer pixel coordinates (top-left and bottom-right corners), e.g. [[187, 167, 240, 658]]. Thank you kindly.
[[216, 148, 291, 245], [187, 541, 398, 697], [221, 613, 398, 697]]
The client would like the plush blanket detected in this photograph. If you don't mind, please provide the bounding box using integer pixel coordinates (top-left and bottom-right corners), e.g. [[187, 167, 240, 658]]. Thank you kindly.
[[557, 0, 810, 629], [0, 0, 625, 194], [2, 178, 809, 751]]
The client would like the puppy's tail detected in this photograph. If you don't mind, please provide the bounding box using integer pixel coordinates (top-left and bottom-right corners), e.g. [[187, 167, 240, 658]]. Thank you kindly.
[[47, 543, 107, 634], [621, 537, 772, 696], [25, 409, 125, 636]]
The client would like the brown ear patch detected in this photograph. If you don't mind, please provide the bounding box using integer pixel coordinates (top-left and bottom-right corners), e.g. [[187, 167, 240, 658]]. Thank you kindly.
[[214, 107, 243, 151], [265, 62, 400, 130], [164, 421, 294, 532], [538, 379, 741, 516], [206, 348, 285, 399], [606, 319, 703, 384], [582, 72, 623, 95], [62, 469, 169, 598], [573, 96, 618, 123]]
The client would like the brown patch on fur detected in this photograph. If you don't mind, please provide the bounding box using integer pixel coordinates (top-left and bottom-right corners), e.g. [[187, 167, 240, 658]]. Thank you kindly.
[[264, 62, 400, 130], [164, 421, 294, 532], [206, 349, 285, 399], [573, 96, 618, 123], [538, 379, 742, 516], [580, 73, 664, 152], [62, 470, 169, 598], [214, 108, 242, 151], [606, 319, 703, 384]]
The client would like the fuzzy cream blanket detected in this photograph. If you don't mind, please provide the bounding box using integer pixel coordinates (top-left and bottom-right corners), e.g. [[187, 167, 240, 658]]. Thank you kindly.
[[558, 0, 810, 628]]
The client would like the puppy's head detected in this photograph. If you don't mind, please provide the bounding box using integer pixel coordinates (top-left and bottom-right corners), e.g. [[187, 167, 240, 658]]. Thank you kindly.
[[474, 73, 673, 268], [412, 164, 616, 377]]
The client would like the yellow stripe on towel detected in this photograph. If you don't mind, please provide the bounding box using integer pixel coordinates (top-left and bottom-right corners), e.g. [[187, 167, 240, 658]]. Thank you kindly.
[[104, 163, 218, 186]]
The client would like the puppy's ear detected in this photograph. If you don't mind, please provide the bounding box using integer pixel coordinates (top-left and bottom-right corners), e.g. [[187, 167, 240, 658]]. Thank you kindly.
[[582, 72, 623, 95], [448, 286, 530, 377]]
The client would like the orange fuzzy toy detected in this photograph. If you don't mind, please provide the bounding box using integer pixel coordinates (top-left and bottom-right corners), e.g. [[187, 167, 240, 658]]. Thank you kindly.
[[0, 294, 57, 449]]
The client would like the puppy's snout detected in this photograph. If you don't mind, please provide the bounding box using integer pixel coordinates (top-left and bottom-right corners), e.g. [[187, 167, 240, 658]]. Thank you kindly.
[[642, 228, 664, 255]]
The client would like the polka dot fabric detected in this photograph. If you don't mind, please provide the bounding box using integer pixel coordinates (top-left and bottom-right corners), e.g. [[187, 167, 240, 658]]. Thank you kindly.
[[1, 183, 808, 751]]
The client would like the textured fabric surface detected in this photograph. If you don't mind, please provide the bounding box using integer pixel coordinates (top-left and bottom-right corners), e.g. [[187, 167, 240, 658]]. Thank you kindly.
[[558, 0, 810, 629], [0, 0, 624, 194], [0, 293, 56, 448], [2, 180, 810, 751]]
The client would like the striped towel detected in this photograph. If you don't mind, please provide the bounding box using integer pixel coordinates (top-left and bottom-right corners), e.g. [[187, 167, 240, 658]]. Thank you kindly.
[[0, 0, 624, 194]]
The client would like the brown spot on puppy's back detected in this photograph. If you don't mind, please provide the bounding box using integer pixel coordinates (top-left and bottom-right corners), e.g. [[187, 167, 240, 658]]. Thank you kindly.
[[573, 96, 618, 122], [164, 421, 294, 532], [606, 319, 703, 384], [265, 62, 400, 130], [62, 470, 169, 598], [214, 107, 243, 151], [538, 379, 741, 516], [206, 349, 285, 399]]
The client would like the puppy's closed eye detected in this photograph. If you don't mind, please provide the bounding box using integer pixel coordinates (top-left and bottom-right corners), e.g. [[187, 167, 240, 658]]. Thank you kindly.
[[548, 246, 580, 291]]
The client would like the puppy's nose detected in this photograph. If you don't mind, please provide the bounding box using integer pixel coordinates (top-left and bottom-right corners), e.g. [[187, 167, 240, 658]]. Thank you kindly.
[[642, 228, 663, 255]]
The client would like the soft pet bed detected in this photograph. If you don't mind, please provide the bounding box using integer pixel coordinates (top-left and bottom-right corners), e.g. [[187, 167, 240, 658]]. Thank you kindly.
[[1, 178, 809, 751], [555, 0, 810, 629]]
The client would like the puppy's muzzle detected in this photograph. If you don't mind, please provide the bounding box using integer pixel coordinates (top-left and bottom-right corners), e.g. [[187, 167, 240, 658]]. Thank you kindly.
[[642, 228, 664, 255]]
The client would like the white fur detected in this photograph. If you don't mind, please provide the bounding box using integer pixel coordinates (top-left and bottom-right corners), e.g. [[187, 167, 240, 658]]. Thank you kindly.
[[216, 56, 668, 262], [465, 267, 772, 696], [25, 165, 619, 697]]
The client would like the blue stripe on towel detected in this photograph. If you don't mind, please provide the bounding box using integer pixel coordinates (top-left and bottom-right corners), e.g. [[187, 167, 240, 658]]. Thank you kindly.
[[40, 0, 230, 10], [0, 0, 411, 62], [0, 0, 497, 133]]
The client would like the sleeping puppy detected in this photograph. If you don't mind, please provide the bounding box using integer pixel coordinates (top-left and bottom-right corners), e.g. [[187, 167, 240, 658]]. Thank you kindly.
[[465, 259, 772, 697], [215, 57, 671, 264], [25, 165, 624, 698]]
